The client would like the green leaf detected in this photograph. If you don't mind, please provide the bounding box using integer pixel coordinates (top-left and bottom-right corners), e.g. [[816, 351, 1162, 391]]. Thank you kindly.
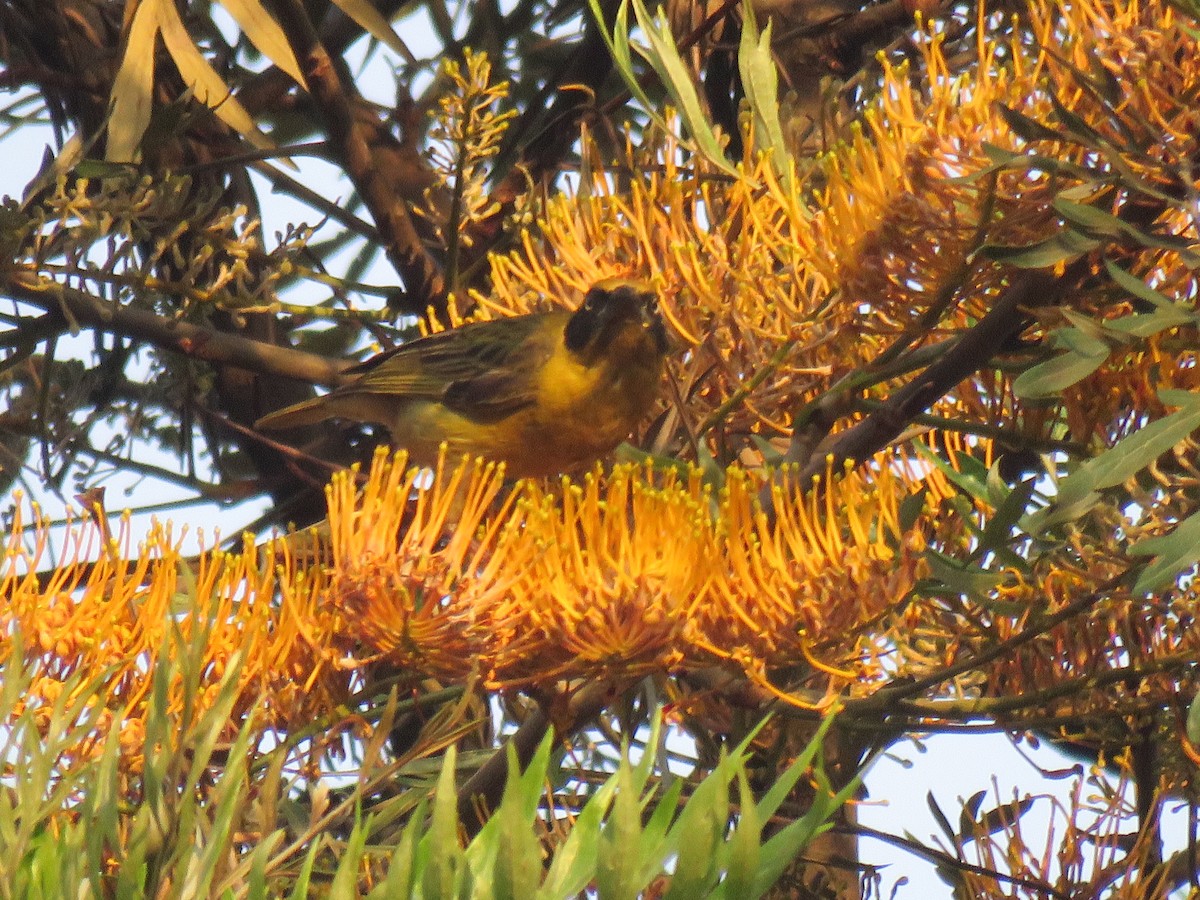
[[285, 843, 320, 900], [493, 748, 543, 899], [372, 799, 425, 898], [1131, 508, 1200, 594], [1012, 334, 1108, 399], [662, 772, 723, 900], [1105, 260, 1199, 319], [539, 776, 609, 898], [630, 0, 737, 176], [1028, 391, 1200, 533], [961, 796, 1036, 843], [591, 0, 739, 177], [596, 759, 646, 899], [974, 477, 1037, 560], [994, 103, 1068, 144], [1104, 308, 1193, 338], [755, 712, 835, 822], [722, 769, 761, 899], [982, 229, 1102, 269], [1047, 88, 1106, 147], [972, 144, 1098, 182], [1083, 392, 1200, 490], [329, 808, 371, 899], [958, 790, 988, 843], [1053, 198, 1126, 237], [424, 746, 467, 899], [738, 4, 787, 179], [1056, 200, 1200, 256], [898, 488, 929, 533], [1187, 689, 1200, 747], [924, 550, 1005, 598], [1021, 485, 1101, 534], [913, 441, 989, 502]]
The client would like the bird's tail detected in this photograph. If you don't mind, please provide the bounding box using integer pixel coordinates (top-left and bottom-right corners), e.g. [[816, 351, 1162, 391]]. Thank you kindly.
[[254, 397, 330, 431]]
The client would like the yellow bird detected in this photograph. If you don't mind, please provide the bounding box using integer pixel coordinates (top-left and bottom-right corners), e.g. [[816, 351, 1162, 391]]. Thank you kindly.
[[255, 279, 669, 477]]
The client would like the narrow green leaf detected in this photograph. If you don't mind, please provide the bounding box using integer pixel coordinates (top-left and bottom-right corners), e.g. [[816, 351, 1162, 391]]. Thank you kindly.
[[539, 777, 609, 898], [994, 103, 1069, 144], [590, 0, 659, 128], [755, 712, 835, 822], [925, 551, 1005, 598], [286, 843, 320, 900], [973, 143, 1098, 182], [974, 797, 1036, 839], [596, 760, 645, 899], [424, 746, 465, 899], [492, 743, 545, 900], [957, 790, 988, 843], [1021, 488, 1101, 534], [1104, 308, 1193, 338], [1131, 508, 1200, 594], [1106, 259, 1200, 316], [722, 769, 761, 899], [662, 774, 723, 900], [1084, 392, 1200, 490], [1057, 201, 1199, 256], [738, 5, 787, 177], [1046, 88, 1105, 146], [1187, 690, 1200, 746], [982, 229, 1101, 269], [754, 760, 861, 897], [927, 792, 957, 844], [244, 830, 282, 900], [913, 441, 989, 502], [373, 798, 426, 899], [975, 477, 1037, 559], [631, 0, 737, 176], [1012, 341, 1108, 399], [329, 808, 371, 899], [1054, 198, 1125, 236]]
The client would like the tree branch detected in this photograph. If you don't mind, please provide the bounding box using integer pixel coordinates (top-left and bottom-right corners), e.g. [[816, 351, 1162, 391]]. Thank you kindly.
[[266, 0, 445, 315], [788, 268, 1063, 482], [4, 272, 352, 388]]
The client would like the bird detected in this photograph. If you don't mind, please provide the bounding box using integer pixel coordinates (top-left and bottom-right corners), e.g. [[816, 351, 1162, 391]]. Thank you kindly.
[[255, 279, 670, 478]]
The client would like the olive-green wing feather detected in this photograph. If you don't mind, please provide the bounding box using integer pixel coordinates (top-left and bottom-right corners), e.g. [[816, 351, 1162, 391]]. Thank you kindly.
[[345, 316, 544, 394], [256, 312, 565, 431], [348, 312, 565, 421]]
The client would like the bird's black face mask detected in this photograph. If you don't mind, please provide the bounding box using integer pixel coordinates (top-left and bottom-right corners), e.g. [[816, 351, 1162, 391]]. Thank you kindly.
[[565, 282, 668, 358]]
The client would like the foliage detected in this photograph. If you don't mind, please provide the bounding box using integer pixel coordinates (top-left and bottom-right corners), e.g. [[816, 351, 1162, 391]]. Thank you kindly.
[[0, 613, 852, 898]]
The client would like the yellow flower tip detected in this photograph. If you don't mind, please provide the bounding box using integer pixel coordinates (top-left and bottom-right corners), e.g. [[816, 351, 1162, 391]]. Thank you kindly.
[[798, 631, 858, 680]]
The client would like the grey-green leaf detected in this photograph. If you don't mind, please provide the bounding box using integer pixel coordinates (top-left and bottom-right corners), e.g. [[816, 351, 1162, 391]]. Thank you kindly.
[[1131, 508, 1200, 594]]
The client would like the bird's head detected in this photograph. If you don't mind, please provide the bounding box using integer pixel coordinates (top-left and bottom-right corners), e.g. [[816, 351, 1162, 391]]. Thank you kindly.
[[564, 279, 670, 368]]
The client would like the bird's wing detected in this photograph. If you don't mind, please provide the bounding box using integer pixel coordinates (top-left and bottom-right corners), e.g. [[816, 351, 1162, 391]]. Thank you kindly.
[[441, 369, 537, 422], [346, 314, 560, 420]]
